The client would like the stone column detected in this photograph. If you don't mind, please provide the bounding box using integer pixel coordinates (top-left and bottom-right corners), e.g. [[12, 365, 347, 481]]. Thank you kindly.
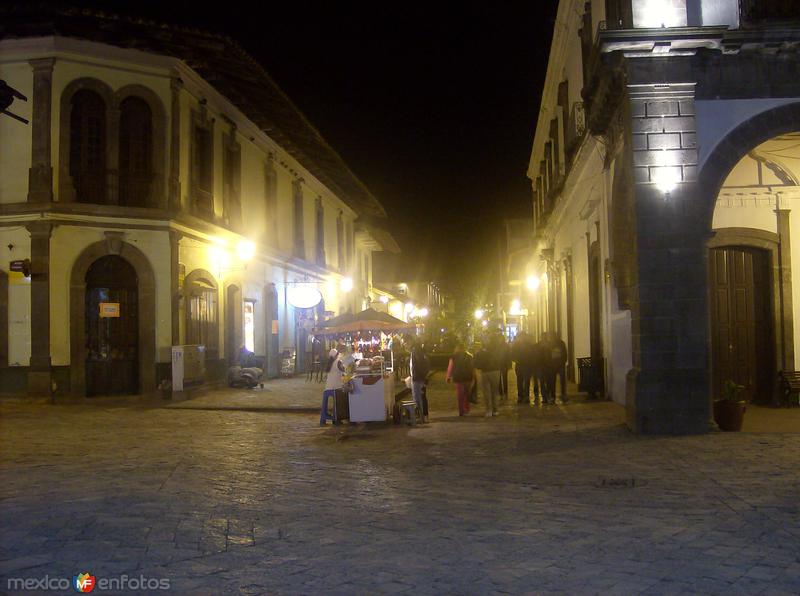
[[27, 222, 54, 396], [27, 59, 55, 203], [625, 82, 708, 434], [168, 77, 182, 212], [170, 230, 182, 346]]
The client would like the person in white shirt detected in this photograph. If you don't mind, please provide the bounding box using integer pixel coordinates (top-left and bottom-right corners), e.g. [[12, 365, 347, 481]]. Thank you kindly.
[[320, 348, 345, 426]]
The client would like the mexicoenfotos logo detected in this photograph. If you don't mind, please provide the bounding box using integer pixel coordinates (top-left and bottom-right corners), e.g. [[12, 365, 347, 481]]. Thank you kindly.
[[6, 572, 170, 592], [73, 572, 96, 593]]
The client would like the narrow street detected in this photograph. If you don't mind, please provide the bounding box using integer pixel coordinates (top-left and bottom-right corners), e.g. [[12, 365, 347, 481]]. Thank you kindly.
[[2, 374, 799, 594]]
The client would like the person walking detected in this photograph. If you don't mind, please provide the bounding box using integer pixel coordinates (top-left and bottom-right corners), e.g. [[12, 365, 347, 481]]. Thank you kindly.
[[543, 331, 569, 404], [511, 331, 534, 404], [410, 343, 431, 422], [446, 342, 474, 416], [474, 332, 503, 417], [498, 336, 511, 402], [531, 335, 546, 405]]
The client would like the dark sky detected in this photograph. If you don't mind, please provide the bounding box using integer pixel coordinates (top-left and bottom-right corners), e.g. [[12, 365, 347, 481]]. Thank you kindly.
[[85, 1, 558, 298]]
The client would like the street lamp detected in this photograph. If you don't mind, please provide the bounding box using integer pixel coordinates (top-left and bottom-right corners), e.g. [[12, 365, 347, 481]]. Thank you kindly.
[[474, 308, 485, 320], [236, 239, 256, 262]]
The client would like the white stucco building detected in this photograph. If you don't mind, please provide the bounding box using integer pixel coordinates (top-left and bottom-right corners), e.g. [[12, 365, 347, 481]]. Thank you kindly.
[[0, 6, 398, 396]]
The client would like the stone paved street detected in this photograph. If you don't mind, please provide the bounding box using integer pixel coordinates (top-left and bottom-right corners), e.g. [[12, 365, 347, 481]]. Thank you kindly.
[[2, 373, 800, 594]]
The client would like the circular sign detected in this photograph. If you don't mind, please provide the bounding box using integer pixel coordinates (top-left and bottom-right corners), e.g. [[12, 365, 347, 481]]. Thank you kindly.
[[287, 284, 322, 309]]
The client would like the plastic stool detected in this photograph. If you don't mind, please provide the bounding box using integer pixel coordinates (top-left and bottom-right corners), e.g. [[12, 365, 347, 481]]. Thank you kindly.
[[320, 390, 339, 426], [398, 398, 420, 426]]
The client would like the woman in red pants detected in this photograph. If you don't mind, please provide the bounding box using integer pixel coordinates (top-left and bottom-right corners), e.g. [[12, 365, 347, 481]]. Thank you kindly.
[[446, 343, 475, 416]]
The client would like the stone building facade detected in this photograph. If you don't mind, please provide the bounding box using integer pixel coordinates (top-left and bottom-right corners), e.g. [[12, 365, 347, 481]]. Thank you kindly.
[[0, 6, 398, 397], [524, 0, 800, 433]]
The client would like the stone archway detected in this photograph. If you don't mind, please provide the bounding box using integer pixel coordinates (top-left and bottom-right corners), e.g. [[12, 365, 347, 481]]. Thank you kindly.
[[699, 102, 800, 407], [698, 102, 800, 229], [70, 236, 156, 396]]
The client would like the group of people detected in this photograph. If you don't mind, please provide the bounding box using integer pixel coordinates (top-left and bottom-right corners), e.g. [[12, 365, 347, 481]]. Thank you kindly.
[[510, 331, 568, 406], [446, 330, 569, 417]]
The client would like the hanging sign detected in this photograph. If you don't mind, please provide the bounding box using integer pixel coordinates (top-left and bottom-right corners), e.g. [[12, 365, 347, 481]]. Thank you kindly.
[[99, 302, 120, 318], [287, 284, 322, 309]]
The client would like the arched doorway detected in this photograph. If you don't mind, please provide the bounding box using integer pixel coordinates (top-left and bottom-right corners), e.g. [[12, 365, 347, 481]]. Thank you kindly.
[[70, 238, 156, 396], [84, 255, 139, 396], [702, 108, 800, 409]]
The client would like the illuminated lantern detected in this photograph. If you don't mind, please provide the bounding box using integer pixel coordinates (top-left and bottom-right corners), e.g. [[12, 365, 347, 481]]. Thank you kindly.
[[287, 284, 323, 309]]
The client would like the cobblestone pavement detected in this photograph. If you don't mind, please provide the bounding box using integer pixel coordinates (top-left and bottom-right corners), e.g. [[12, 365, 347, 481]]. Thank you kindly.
[[2, 374, 800, 595]]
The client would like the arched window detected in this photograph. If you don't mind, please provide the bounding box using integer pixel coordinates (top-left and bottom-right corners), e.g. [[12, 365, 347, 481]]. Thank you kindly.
[[119, 96, 153, 207], [69, 89, 106, 203]]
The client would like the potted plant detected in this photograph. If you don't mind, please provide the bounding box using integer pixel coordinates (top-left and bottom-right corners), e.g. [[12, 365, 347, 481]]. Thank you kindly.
[[713, 380, 747, 431]]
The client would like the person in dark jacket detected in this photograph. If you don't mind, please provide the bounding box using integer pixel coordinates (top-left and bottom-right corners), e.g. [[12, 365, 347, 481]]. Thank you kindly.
[[498, 337, 511, 401], [410, 343, 431, 422], [542, 331, 569, 404], [474, 332, 503, 416], [511, 332, 535, 404], [446, 342, 474, 416]]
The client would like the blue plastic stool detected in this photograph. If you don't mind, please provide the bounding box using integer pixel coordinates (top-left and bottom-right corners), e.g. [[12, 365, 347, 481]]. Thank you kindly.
[[320, 389, 339, 426]]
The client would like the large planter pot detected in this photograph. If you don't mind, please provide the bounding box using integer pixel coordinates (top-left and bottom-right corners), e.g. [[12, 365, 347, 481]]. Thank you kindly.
[[713, 399, 747, 432]]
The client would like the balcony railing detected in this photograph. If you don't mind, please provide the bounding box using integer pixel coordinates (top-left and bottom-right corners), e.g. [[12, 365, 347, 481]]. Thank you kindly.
[[565, 101, 586, 162]]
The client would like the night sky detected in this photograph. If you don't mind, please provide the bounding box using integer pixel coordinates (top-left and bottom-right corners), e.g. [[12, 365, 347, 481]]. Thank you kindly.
[[80, 0, 558, 299]]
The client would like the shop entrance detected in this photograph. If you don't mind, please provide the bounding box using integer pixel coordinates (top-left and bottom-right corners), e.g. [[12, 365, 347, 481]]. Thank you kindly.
[[709, 246, 774, 403], [85, 255, 139, 396]]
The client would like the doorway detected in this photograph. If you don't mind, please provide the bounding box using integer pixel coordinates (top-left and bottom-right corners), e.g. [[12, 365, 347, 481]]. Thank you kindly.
[[709, 246, 774, 403], [588, 241, 603, 360], [85, 255, 139, 396], [226, 284, 243, 366]]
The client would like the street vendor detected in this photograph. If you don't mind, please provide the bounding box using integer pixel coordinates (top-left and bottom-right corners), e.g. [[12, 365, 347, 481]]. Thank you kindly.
[[324, 348, 345, 394]]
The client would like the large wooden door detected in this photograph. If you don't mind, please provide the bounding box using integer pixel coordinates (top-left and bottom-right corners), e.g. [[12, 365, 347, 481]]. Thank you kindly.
[[709, 247, 773, 403], [85, 256, 138, 396]]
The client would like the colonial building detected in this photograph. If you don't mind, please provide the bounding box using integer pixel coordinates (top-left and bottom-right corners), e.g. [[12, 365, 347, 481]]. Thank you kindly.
[[0, 5, 398, 397], [524, 0, 800, 433]]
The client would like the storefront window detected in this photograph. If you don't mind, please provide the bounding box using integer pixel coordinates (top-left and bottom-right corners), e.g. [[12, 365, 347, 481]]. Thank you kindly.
[[243, 299, 255, 353]]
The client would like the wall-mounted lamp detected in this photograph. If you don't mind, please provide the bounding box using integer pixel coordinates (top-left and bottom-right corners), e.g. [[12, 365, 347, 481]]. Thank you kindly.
[[236, 240, 256, 262]]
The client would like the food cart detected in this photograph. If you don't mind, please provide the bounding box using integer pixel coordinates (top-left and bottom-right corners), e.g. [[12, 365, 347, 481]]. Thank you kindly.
[[315, 308, 413, 423]]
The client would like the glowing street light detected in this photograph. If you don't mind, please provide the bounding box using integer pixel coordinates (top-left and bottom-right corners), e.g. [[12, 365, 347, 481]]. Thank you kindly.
[[236, 239, 256, 262], [474, 308, 485, 320], [526, 275, 540, 291]]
